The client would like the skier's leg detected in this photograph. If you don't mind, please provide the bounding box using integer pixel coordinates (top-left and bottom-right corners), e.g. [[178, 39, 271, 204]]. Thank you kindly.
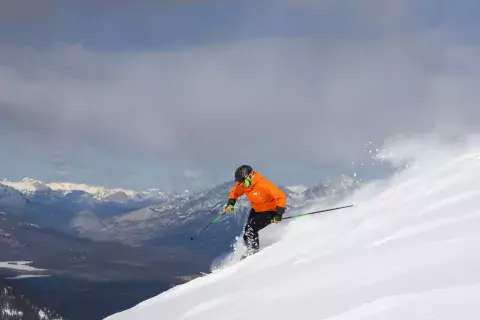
[[243, 211, 275, 253], [243, 209, 256, 250]]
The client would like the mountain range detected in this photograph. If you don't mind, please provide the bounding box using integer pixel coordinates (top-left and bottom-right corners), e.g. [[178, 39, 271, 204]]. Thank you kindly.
[[0, 174, 361, 319], [1, 177, 167, 202], [0, 175, 361, 255]]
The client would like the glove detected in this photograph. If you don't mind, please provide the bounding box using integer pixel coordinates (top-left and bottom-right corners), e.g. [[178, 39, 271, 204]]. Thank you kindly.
[[271, 214, 282, 223], [225, 198, 236, 213], [271, 206, 285, 223]]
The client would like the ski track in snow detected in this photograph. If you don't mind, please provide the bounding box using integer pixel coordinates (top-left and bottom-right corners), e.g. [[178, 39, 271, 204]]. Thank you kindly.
[[105, 137, 480, 320]]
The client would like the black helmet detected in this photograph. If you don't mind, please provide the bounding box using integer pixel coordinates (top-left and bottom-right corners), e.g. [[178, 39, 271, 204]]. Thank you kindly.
[[234, 165, 253, 182]]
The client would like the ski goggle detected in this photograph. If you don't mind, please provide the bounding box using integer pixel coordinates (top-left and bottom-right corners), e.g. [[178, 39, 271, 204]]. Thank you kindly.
[[236, 174, 253, 187]]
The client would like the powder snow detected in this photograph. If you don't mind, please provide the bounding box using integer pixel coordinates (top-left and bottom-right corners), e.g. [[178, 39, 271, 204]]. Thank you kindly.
[[105, 135, 480, 320]]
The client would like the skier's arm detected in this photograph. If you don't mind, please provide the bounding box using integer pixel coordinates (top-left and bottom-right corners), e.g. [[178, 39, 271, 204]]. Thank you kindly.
[[226, 185, 245, 210], [264, 180, 287, 217]]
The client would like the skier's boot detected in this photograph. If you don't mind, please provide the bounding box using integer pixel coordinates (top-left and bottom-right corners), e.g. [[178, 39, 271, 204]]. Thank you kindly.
[[241, 246, 259, 260]]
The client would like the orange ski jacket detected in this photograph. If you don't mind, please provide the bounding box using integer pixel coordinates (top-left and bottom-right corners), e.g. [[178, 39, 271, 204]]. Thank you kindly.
[[227, 171, 287, 213]]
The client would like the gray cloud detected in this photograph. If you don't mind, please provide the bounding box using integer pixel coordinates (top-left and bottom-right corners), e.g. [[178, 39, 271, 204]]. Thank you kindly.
[[0, 0, 58, 22], [0, 0, 173, 19], [1, 0, 480, 184]]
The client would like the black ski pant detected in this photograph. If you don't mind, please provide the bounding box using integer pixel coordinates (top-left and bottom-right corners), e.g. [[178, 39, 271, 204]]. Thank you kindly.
[[243, 209, 276, 251]]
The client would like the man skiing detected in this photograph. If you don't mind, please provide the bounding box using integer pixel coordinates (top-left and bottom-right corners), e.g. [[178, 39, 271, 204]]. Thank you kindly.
[[225, 165, 287, 256]]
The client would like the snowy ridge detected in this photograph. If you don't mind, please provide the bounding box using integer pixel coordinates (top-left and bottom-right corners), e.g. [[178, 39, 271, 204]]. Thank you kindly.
[[2, 177, 138, 200], [105, 135, 480, 320], [1, 178, 51, 195], [0, 177, 167, 202], [47, 181, 137, 198]]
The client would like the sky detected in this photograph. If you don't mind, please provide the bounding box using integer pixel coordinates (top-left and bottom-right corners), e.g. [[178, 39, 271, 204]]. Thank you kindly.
[[1, 0, 480, 191]]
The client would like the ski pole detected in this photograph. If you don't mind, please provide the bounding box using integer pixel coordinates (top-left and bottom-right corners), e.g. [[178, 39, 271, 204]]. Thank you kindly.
[[281, 204, 355, 221], [190, 212, 226, 240]]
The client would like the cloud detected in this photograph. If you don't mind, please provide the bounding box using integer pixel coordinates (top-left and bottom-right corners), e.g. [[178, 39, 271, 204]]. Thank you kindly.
[[0, 0, 174, 20], [50, 151, 72, 178], [0, 0, 58, 22], [184, 170, 202, 180], [55, 168, 71, 177], [1, 0, 480, 183]]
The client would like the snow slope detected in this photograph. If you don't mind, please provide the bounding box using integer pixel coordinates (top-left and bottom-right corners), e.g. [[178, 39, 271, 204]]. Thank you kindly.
[[105, 135, 480, 320]]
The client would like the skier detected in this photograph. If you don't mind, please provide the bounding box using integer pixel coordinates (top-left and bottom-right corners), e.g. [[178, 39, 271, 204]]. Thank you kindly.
[[225, 165, 287, 256]]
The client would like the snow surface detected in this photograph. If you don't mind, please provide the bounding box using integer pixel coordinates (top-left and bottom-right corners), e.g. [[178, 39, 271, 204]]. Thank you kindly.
[[0, 261, 46, 272], [105, 135, 480, 320]]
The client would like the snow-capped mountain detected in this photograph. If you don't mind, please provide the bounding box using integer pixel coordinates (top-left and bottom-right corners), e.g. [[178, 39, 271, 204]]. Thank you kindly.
[[0, 178, 171, 241], [1, 178, 146, 202], [1, 178, 51, 195], [105, 139, 480, 320], [0, 174, 360, 259]]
